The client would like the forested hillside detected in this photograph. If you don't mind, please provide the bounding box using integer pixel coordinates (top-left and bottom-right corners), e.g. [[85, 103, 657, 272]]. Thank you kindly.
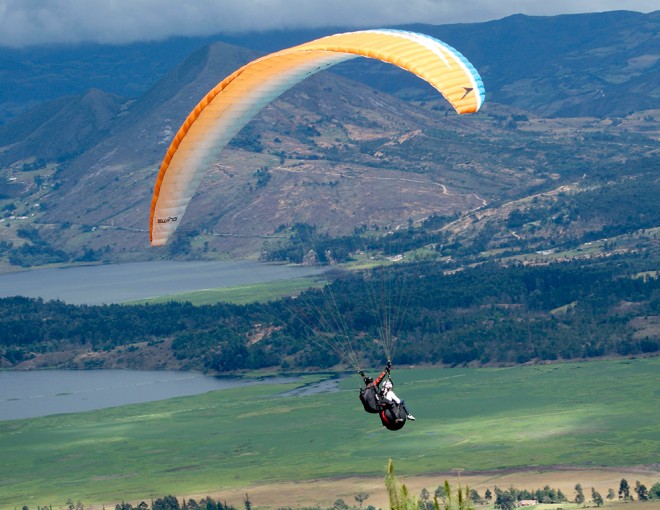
[[1, 257, 657, 371]]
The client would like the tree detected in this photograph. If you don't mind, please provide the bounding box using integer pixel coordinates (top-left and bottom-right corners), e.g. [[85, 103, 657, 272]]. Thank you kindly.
[[469, 489, 482, 505], [591, 488, 603, 507], [419, 489, 434, 510], [243, 494, 251, 510], [153, 495, 180, 510], [619, 479, 631, 501], [435, 485, 448, 503], [575, 484, 585, 505], [634, 481, 649, 501], [494, 488, 515, 510], [649, 483, 660, 500], [606, 489, 615, 501], [484, 489, 492, 503], [333, 499, 349, 510], [355, 492, 369, 508]]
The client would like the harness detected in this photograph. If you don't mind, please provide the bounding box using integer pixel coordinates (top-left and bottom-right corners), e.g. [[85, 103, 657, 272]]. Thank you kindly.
[[358, 363, 407, 431], [359, 368, 392, 414]]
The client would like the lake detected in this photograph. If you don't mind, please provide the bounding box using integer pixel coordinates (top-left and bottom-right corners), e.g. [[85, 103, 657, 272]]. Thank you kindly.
[[0, 260, 322, 305], [0, 369, 303, 421], [0, 261, 335, 420]]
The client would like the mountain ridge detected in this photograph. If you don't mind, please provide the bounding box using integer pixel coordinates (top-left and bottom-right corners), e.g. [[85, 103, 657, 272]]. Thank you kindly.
[[0, 11, 657, 122], [0, 11, 658, 269]]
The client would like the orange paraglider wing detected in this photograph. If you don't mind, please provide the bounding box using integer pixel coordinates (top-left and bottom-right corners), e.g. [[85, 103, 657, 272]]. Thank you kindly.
[[150, 29, 485, 246]]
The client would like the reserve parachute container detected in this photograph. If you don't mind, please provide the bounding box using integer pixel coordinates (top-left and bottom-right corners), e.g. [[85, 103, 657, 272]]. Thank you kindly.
[[359, 384, 382, 413]]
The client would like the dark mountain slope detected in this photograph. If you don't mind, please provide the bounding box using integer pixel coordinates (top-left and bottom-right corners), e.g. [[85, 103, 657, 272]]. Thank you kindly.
[[0, 36, 220, 123], [0, 89, 125, 165], [57, 42, 262, 175], [36, 42, 262, 234]]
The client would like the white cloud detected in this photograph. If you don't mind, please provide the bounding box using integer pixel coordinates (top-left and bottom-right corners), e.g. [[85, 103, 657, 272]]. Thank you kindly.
[[0, 0, 656, 47]]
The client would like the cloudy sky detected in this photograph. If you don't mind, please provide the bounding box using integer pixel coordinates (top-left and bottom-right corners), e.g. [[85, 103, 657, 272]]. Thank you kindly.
[[0, 0, 656, 47]]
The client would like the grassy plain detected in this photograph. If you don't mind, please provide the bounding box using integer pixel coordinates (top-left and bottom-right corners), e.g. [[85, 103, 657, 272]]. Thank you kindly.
[[1, 358, 658, 510], [128, 276, 325, 305]]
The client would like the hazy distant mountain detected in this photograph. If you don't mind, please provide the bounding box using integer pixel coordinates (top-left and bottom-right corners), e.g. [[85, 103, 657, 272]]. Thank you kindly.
[[0, 11, 657, 268], [0, 36, 221, 123], [1, 10, 656, 123], [0, 89, 125, 164]]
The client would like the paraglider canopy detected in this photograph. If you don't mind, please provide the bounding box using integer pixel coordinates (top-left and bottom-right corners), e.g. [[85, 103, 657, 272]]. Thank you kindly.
[[149, 29, 485, 246]]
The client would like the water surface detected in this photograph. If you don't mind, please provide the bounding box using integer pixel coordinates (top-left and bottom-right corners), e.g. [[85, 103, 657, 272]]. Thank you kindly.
[[0, 260, 321, 305], [0, 369, 298, 421]]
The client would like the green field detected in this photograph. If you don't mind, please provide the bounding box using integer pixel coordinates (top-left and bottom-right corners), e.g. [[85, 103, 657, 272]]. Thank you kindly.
[[1, 358, 658, 509], [128, 276, 325, 305]]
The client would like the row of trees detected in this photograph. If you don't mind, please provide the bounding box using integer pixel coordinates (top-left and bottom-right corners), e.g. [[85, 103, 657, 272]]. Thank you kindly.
[[376, 462, 655, 510], [488, 479, 660, 509], [23, 495, 236, 510], [16, 478, 660, 510], [414, 478, 660, 510]]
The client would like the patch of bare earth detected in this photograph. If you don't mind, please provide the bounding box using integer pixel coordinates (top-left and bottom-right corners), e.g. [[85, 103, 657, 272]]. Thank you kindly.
[[15, 338, 185, 371]]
